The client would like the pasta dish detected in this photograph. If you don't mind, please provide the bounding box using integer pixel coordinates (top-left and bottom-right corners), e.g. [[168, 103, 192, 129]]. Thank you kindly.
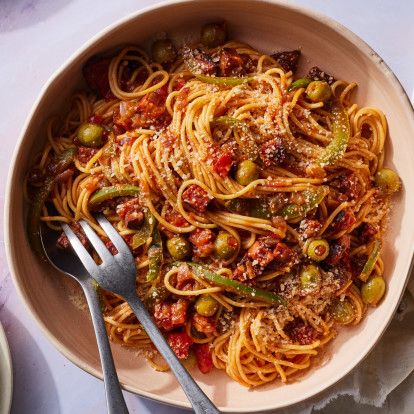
[[27, 22, 401, 387]]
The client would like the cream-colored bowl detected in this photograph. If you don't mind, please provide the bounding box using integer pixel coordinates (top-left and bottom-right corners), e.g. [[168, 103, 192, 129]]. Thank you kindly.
[[5, 0, 414, 411]]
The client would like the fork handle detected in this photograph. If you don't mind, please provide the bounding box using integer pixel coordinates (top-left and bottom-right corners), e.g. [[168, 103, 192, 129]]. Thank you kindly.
[[81, 279, 129, 414], [126, 294, 220, 414]]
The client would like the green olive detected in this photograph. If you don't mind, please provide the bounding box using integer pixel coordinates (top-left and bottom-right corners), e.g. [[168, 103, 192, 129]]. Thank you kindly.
[[225, 198, 249, 214], [306, 81, 332, 102], [374, 168, 401, 195], [214, 231, 238, 260], [200, 22, 227, 47], [166, 236, 191, 260], [182, 349, 196, 368], [300, 264, 321, 292], [306, 239, 329, 261], [361, 276, 385, 306], [195, 295, 219, 317], [331, 299, 355, 324], [77, 123, 104, 147], [235, 160, 259, 185], [151, 39, 177, 64], [144, 286, 169, 312]]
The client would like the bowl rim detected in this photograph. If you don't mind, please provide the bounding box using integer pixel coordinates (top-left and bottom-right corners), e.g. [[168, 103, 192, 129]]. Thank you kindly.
[[4, 0, 414, 411]]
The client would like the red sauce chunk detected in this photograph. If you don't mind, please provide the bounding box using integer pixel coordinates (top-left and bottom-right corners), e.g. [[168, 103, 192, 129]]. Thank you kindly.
[[213, 151, 234, 177], [194, 344, 214, 374], [219, 48, 245, 76], [83, 57, 114, 100], [153, 299, 188, 331], [298, 219, 322, 239], [77, 146, 98, 164], [271, 50, 301, 73], [167, 332, 193, 359], [189, 228, 216, 258], [182, 185, 211, 213], [114, 85, 170, 130], [325, 234, 351, 266], [56, 222, 89, 250], [116, 198, 144, 229], [192, 314, 217, 334], [284, 319, 317, 345], [331, 209, 356, 233]]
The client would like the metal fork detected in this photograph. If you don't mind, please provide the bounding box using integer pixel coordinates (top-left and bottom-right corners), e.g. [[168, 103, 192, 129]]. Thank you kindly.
[[62, 214, 220, 414]]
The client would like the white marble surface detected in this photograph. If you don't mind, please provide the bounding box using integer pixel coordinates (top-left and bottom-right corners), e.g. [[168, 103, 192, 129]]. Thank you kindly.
[[0, 1, 413, 413]]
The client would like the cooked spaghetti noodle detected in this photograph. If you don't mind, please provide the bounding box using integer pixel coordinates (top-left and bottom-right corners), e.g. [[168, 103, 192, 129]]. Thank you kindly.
[[26, 22, 400, 388]]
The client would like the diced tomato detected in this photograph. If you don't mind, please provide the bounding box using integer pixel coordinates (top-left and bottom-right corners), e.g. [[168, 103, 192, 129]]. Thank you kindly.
[[115, 198, 144, 229], [273, 242, 296, 266], [56, 223, 89, 250], [182, 185, 211, 213], [213, 151, 233, 177], [88, 114, 104, 125], [232, 257, 256, 281], [194, 344, 214, 374], [246, 240, 275, 267], [219, 48, 245, 76], [183, 47, 217, 75], [331, 209, 356, 233], [154, 299, 188, 331], [325, 235, 351, 266], [160, 207, 189, 239], [114, 85, 171, 130], [171, 300, 188, 326], [165, 206, 188, 227], [189, 228, 215, 258], [167, 332, 193, 359], [83, 57, 114, 100], [285, 319, 317, 345], [176, 265, 194, 290], [329, 172, 362, 200], [174, 79, 187, 91], [272, 50, 301, 73], [77, 146, 98, 163], [192, 314, 216, 334], [298, 219, 322, 239]]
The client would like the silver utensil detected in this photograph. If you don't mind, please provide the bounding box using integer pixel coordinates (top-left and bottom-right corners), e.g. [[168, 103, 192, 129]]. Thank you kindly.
[[61, 214, 220, 414], [40, 223, 129, 414]]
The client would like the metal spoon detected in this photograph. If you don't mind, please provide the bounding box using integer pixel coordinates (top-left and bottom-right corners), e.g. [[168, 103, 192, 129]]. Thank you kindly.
[[40, 224, 129, 414]]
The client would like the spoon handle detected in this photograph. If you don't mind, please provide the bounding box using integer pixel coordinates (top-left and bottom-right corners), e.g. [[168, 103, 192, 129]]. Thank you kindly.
[[81, 279, 129, 414], [126, 294, 220, 414]]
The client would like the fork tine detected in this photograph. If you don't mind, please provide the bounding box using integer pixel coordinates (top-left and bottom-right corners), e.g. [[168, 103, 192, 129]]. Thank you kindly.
[[95, 214, 133, 259], [78, 220, 114, 264], [62, 223, 100, 277]]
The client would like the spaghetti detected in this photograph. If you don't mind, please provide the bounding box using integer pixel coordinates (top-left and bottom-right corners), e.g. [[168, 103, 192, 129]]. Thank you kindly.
[[27, 22, 401, 387]]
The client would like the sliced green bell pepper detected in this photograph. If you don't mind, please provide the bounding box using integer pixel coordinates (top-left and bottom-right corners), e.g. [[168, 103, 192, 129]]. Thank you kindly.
[[178, 262, 286, 306], [88, 184, 140, 207], [316, 102, 350, 167], [146, 226, 163, 282], [288, 77, 311, 92], [131, 209, 155, 250], [359, 239, 382, 282], [195, 74, 253, 87]]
